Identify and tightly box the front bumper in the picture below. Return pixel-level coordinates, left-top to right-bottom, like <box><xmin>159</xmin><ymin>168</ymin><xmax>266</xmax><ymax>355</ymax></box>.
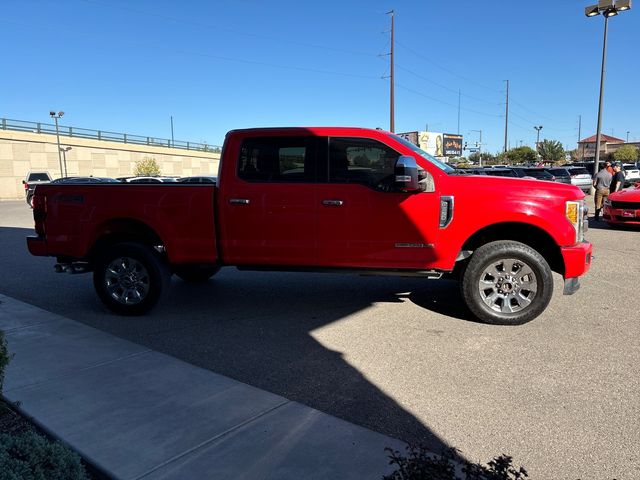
<box><xmin>560</xmin><ymin>241</ymin><xmax>593</xmax><ymax>284</ymax></box>
<box><xmin>27</xmin><ymin>236</ymin><xmax>48</xmax><ymax>256</ymax></box>
<box><xmin>603</xmin><ymin>205</ymin><xmax>640</xmax><ymax>225</ymax></box>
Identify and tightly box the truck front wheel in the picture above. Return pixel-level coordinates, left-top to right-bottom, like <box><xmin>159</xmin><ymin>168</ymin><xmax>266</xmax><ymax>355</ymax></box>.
<box><xmin>461</xmin><ymin>241</ymin><xmax>553</xmax><ymax>325</ymax></box>
<box><xmin>93</xmin><ymin>242</ymin><xmax>170</xmax><ymax>315</ymax></box>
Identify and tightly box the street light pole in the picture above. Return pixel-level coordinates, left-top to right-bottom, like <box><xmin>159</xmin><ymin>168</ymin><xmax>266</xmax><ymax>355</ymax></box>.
<box><xmin>585</xmin><ymin>0</ymin><xmax>632</xmax><ymax>184</ymax></box>
<box><xmin>534</xmin><ymin>126</ymin><xmax>543</xmax><ymax>158</ymax></box>
<box><xmin>60</xmin><ymin>147</ymin><xmax>72</xmax><ymax>177</ymax></box>
<box><xmin>50</xmin><ymin>111</ymin><xmax>64</xmax><ymax>178</ymax></box>
<box><xmin>593</xmin><ymin>14</ymin><xmax>609</xmax><ymax>180</ymax></box>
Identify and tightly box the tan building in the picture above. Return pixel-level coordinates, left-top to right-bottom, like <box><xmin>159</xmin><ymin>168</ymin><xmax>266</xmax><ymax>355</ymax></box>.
<box><xmin>0</xmin><ymin>121</ymin><xmax>220</xmax><ymax>200</ymax></box>
<box><xmin>577</xmin><ymin>134</ymin><xmax>639</xmax><ymax>161</ymax></box>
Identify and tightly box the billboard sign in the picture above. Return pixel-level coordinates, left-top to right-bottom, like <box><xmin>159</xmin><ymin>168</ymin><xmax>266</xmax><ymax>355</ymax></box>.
<box><xmin>418</xmin><ymin>131</ymin><xmax>444</xmax><ymax>157</ymax></box>
<box><xmin>397</xmin><ymin>131</ymin><xmax>419</xmax><ymax>146</ymax></box>
<box><xmin>442</xmin><ymin>134</ymin><xmax>463</xmax><ymax>157</ymax></box>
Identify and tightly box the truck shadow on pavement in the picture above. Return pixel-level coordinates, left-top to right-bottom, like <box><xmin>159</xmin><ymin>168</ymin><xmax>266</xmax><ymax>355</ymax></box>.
<box><xmin>1</xmin><ymin>225</ymin><xmax>479</xmax><ymax>458</ymax></box>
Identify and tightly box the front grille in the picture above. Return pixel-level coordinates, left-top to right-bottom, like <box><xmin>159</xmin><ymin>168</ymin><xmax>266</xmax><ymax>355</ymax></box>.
<box><xmin>611</xmin><ymin>201</ymin><xmax>640</xmax><ymax>209</ymax></box>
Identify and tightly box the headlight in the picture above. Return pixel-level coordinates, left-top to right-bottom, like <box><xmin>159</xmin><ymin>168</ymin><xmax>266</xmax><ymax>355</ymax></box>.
<box><xmin>566</xmin><ymin>200</ymin><xmax>585</xmax><ymax>243</ymax></box>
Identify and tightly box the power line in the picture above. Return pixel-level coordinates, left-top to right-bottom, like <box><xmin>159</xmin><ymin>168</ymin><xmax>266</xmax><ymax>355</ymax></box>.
<box><xmin>395</xmin><ymin>40</ymin><xmax>502</xmax><ymax>94</ymax></box>
<box><xmin>394</xmin><ymin>83</ymin><xmax>502</xmax><ymax>118</ymax></box>
<box><xmin>83</xmin><ymin>0</ymin><xmax>379</xmax><ymax>59</ymax></box>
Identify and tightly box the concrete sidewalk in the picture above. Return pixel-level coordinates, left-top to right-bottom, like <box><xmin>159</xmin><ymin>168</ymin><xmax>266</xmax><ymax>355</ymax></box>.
<box><xmin>0</xmin><ymin>293</ymin><xmax>405</xmax><ymax>479</ymax></box>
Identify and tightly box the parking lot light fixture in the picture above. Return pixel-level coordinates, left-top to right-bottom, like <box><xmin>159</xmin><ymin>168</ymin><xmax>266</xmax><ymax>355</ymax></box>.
<box><xmin>586</xmin><ymin>4</ymin><xmax>600</xmax><ymax>15</ymax></box>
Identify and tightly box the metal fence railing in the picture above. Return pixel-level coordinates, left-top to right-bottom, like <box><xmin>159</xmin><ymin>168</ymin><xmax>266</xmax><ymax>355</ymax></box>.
<box><xmin>0</xmin><ymin>118</ymin><xmax>221</xmax><ymax>153</ymax></box>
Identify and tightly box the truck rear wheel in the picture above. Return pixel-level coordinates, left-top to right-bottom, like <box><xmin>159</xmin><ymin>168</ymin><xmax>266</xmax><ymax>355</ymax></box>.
<box><xmin>461</xmin><ymin>241</ymin><xmax>553</xmax><ymax>325</ymax></box>
<box><xmin>93</xmin><ymin>242</ymin><xmax>169</xmax><ymax>315</ymax></box>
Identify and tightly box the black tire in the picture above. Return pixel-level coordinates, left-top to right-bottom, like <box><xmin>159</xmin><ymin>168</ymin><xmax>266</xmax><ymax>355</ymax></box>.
<box><xmin>174</xmin><ymin>264</ymin><xmax>220</xmax><ymax>283</ymax></box>
<box><xmin>461</xmin><ymin>240</ymin><xmax>553</xmax><ymax>325</ymax></box>
<box><xmin>27</xmin><ymin>193</ymin><xmax>34</xmax><ymax>208</ymax></box>
<box><xmin>93</xmin><ymin>242</ymin><xmax>170</xmax><ymax>315</ymax></box>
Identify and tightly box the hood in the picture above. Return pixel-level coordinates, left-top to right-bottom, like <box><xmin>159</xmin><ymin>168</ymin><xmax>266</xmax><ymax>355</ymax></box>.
<box><xmin>446</xmin><ymin>174</ymin><xmax>585</xmax><ymax>202</ymax></box>
<box><xmin>610</xmin><ymin>184</ymin><xmax>640</xmax><ymax>201</ymax></box>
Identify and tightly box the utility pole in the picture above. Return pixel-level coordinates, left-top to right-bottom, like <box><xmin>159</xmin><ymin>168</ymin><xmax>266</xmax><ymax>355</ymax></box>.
<box><xmin>503</xmin><ymin>80</ymin><xmax>509</xmax><ymax>154</ymax></box>
<box><xmin>387</xmin><ymin>10</ymin><xmax>395</xmax><ymax>133</ymax></box>
<box><xmin>626</xmin><ymin>131</ymin><xmax>630</xmax><ymax>143</ymax></box>
<box><xmin>170</xmin><ymin>116</ymin><xmax>175</xmax><ymax>147</ymax></box>
<box><xmin>578</xmin><ymin>115</ymin><xmax>582</xmax><ymax>144</ymax></box>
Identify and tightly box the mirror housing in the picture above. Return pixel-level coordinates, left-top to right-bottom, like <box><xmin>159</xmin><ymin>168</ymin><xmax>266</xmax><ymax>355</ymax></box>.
<box><xmin>394</xmin><ymin>155</ymin><xmax>422</xmax><ymax>192</ymax></box>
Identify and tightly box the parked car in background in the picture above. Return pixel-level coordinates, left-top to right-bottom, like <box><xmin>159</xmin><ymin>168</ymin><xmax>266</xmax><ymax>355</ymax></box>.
<box><xmin>511</xmin><ymin>168</ymin><xmax>556</xmax><ymax>181</ymax></box>
<box><xmin>622</xmin><ymin>164</ymin><xmax>640</xmax><ymax>187</ymax></box>
<box><xmin>482</xmin><ymin>168</ymin><xmax>519</xmax><ymax>178</ymax></box>
<box><xmin>118</xmin><ymin>176</ymin><xmax>179</xmax><ymax>183</ymax></box>
<box><xmin>603</xmin><ymin>184</ymin><xmax>640</xmax><ymax>226</ymax></box>
<box><xmin>177</xmin><ymin>176</ymin><xmax>217</xmax><ymax>184</ymax></box>
<box><xmin>564</xmin><ymin>167</ymin><xmax>593</xmax><ymax>194</ymax></box>
<box><xmin>23</xmin><ymin>171</ymin><xmax>52</xmax><ymax>207</ymax></box>
<box><xmin>50</xmin><ymin>177</ymin><xmax>121</xmax><ymax>184</ymax></box>
<box><xmin>545</xmin><ymin>168</ymin><xmax>573</xmax><ymax>185</ymax></box>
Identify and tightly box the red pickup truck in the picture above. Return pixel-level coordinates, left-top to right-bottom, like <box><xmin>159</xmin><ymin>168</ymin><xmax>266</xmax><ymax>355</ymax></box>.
<box><xmin>27</xmin><ymin>127</ymin><xmax>592</xmax><ymax>325</ymax></box>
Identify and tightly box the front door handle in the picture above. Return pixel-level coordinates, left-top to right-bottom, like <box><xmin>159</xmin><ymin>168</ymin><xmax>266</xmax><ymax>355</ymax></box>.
<box><xmin>322</xmin><ymin>199</ymin><xmax>344</xmax><ymax>206</ymax></box>
<box><xmin>229</xmin><ymin>198</ymin><xmax>250</xmax><ymax>205</ymax></box>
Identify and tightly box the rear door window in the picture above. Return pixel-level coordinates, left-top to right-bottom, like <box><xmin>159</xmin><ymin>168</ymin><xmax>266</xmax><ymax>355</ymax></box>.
<box><xmin>238</xmin><ymin>136</ymin><xmax>320</xmax><ymax>183</ymax></box>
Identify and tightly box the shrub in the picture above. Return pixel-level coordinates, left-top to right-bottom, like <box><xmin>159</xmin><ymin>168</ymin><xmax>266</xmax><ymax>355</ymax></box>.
<box><xmin>133</xmin><ymin>157</ymin><xmax>161</xmax><ymax>176</ymax></box>
<box><xmin>0</xmin><ymin>331</ymin><xmax>9</xmax><ymax>392</ymax></box>
<box><xmin>0</xmin><ymin>431</ymin><xmax>88</xmax><ymax>480</ymax></box>
<box><xmin>383</xmin><ymin>445</ymin><xmax>528</xmax><ymax>480</ymax></box>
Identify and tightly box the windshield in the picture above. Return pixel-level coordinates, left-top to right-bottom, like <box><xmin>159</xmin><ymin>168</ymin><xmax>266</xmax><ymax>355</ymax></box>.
<box><xmin>392</xmin><ymin>134</ymin><xmax>455</xmax><ymax>173</ymax></box>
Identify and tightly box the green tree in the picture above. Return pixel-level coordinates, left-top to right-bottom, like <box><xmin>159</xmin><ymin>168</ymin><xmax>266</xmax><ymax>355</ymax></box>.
<box><xmin>567</xmin><ymin>149</ymin><xmax>580</xmax><ymax>163</ymax></box>
<box><xmin>133</xmin><ymin>157</ymin><xmax>161</xmax><ymax>176</ymax></box>
<box><xmin>469</xmin><ymin>151</ymin><xmax>496</xmax><ymax>165</ymax></box>
<box><xmin>537</xmin><ymin>140</ymin><xmax>565</xmax><ymax>164</ymax></box>
<box><xmin>613</xmin><ymin>144</ymin><xmax>639</xmax><ymax>163</ymax></box>
<box><xmin>504</xmin><ymin>146</ymin><xmax>538</xmax><ymax>165</ymax></box>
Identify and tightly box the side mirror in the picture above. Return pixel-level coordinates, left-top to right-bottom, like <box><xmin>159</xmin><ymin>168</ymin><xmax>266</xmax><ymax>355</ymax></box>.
<box><xmin>394</xmin><ymin>156</ymin><xmax>422</xmax><ymax>192</ymax></box>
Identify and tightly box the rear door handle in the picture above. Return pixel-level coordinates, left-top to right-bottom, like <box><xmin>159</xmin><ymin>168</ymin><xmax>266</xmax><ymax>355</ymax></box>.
<box><xmin>322</xmin><ymin>199</ymin><xmax>344</xmax><ymax>206</ymax></box>
<box><xmin>229</xmin><ymin>198</ymin><xmax>250</xmax><ymax>205</ymax></box>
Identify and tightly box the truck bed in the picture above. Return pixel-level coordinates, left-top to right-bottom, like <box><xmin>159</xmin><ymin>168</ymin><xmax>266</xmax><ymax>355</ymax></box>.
<box><xmin>29</xmin><ymin>184</ymin><xmax>218</xmax><ymax>265</ymax></box>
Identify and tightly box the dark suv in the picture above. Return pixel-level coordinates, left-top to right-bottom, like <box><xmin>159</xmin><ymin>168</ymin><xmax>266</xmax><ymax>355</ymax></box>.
<box><xmin>545</xmin><ymin>167</ymin><xmax>573</xmax><ymax>185</ymax></box>
<box><xmin>511</xmin><ymin>168</ymin><xmax>555</xmax><ymax>181</ymax></box>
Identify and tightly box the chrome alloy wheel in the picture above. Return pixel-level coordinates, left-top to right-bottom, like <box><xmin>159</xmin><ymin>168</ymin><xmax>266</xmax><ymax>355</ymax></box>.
<box><xmin>104</xmin><ymin>256</ymin><xmax>150</xmax><ymax>305</ymax></box>
<box><xmin>478</xmin><ymin>258</ymin><xmax>538</xmax><ymax>314</ymax></box>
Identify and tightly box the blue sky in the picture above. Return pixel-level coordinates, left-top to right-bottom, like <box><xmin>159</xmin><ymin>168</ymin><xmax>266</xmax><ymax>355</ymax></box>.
<box><xmin>2</xmin><ymin>0</ymin><xmax>638</xmax><ymax>153</ymax></box>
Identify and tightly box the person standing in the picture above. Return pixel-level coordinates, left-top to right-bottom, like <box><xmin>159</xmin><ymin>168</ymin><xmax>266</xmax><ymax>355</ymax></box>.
<box><xmin>593</xmin><ymin>164</ymin><xmax>612</xmax><ymax>221</ymax></box>
<box><xmin>610</xmin><ymin>162</ymin><xmax>625</xmax><ymax>194</ymax></box>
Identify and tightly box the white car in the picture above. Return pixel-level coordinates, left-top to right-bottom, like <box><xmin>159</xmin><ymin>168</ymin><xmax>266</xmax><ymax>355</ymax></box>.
<box><xmin>623</xmin><ymin>164</ymin><xmax>640</xmax><ymax>187</ymax></box>
<box><xmin>565</xmin><ymin>167</ymin><xmax>592</xmax><ymax>194</ymax></box>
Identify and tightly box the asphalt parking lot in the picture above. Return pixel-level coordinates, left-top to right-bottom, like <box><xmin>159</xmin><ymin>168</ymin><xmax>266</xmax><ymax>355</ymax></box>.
<box><xmin>0</xmin><ymin>198</ymin><xmax>638</xmax><ymax>479</ymax></box>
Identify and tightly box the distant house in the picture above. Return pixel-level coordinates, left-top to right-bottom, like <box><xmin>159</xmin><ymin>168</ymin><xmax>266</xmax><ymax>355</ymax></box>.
<box><xmin>577</xmin><ymin>134</ymin><xmax>639</xmax><ymax>161</ymax></box>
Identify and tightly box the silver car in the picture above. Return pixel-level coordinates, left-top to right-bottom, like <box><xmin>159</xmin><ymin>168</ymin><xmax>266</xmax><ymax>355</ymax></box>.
<box><xmin>565</xmin><ymin>167</ymin><xmax>592</xmax><ymax>194</ymax></box>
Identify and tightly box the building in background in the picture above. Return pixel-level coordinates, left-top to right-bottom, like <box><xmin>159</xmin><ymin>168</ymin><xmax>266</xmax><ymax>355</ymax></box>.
<box><xmin>577</xmin><ymin>134</ymin><xmax>639</xmax><ymax>161</ymax></box>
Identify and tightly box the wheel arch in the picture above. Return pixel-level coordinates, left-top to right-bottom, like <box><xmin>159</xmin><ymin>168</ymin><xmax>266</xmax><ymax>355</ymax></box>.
<box><xmin>88</xmin><ymin>218</ymin><xmax>164</xmax><ymax>262</ymax></box>
<box><xmin>459</xmin><ymin>222</ymin><xmax>564</xmax><ymax>276</ymax></box>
